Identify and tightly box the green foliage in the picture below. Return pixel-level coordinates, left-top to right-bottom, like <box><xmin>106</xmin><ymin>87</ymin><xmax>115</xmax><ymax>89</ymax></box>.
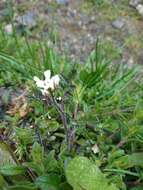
<box><xmin>0</xmin><ymin>22</ymin><xmax>143</xmax><ymax>190</ymax></box>
<box><xmin>66</xmin><ymin>156</ymin><xmax>118</xmax><ymax>190</ymax></box>
<box><xmin>87</xmin><ymin>0</ymin><xmax>108</xmax><ymax>8</ymax></box>
<box><xmin>0</xmin><ymin>165</ymin><xmax>25</xmax><ymax>176</ymax></box>
<box><xmin>35</xmin><ymin>174</ymin><xmax>61</xmax><ymax>190</ymax></box>
<box><xmin>109</xmin><ymin>152</ymin><xmax>143</xmax><ymax>169</ymax></box>
<box><xmin>6</xmin><ymin>182</ymin><xmax>38</xmax><ymax>190</ymax></box>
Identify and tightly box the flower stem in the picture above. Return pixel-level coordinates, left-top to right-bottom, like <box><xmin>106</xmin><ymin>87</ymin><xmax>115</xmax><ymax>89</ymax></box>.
<box><xmin>49</xmin><ymin>94</ymin><xmax>70</xmax><ymax>150</ymax></box>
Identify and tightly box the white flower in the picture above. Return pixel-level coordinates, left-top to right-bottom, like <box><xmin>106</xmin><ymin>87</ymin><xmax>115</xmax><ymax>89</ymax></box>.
<box><xmin>91</xmin><ymin>144</ymin><xmax>99</xmax><ymax>154</ymax></box>
<box><xmin>57</xmin><ymin>96</ymin><xmax>62</xmax><ymax>101</ymax></box>
<box><xmin>33</xmin><ymin>70</ymin><xmax>60</xmax><ymax>95</ymax></box>
<box><xmin>33</xmin><ymin>76</ymin><xmax>45</xmax><ymax>88</ymax></box>
<box><xmin>51</xmin><ymin>75</ymin><xmax>60</xmax><ymax>87</ymax></box>
<box><xmin>48</xmin><ymin>115</ymin><xmax>52</xmax><ymax>119</ymax></box>
<box><xmin>44</xmin><ymin>70</ymin><xmax>51</xmax><ymax>81</ymax></box>
<box><xmin>41</xmin><ymin>88</ymin><xmax>48</xmax><ymax>96</ymax></box>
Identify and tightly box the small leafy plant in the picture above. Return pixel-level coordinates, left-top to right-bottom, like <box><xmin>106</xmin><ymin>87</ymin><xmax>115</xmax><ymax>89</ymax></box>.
<box><xmin>0</xmin><ymin>30</ymin><xmax>143</xmax><ymax>190</ymax></box>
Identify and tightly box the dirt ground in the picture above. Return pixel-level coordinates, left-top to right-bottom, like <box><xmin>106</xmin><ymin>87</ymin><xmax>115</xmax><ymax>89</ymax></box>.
<box><xmin>1</xmin><ymin>0</ymin><xmax>143</xmax><ymax>64</ymax></box>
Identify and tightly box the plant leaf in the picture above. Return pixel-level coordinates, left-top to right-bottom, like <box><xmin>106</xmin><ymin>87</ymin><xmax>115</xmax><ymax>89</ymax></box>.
<box><xmin>7</xmin><ymin>184</ymin><xmax>37</xmax><ymax>190</ymax></box>
<box><xmin>0</xmin><ymin>165</ymin><xmax>25</xmax><ymax>176</ymax></box>
<box><xmin>66</xmin><ymin>156</ymin><xmax>118</xmax><ymax>190</ymax></box>
<box><xmin>35</xmin><ymin>174</ymin><xmax>61</xmax><ymax>190</ymax></box>
<box><xmin>110</xmin><ymin>152</ymin><xmax>143</xmax><ymax>169</ymax></box>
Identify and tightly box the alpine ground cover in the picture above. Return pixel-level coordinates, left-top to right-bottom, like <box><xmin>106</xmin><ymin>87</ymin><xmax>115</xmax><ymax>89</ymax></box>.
<box><xmin>0</xmin><ymin>2</ymin><xmax>143</xmax><ymax>190</ymax></box>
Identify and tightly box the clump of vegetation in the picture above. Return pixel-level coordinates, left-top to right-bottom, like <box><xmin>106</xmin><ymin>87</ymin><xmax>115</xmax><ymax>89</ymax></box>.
<box><xmin>0</xmin><ymin>15</ymin><xmax>143</xmax><ymax>190</ymax></box>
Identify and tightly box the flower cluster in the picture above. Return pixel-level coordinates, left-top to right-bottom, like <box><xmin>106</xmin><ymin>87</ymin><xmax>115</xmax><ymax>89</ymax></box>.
<box><xmin>34</xmin><ymin>70</ymin><xmax>60</xmax><ymax>95</ymax></box>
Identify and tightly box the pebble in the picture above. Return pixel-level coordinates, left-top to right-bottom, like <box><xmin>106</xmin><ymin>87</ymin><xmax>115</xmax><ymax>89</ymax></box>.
<box><xmin>129</xmin><ymin>0</ymin><xmax>142</xmax><ymax>8</ymax></box>
<box><xmin>91</xmin><ymin>16</ymin><xmax>95</xmax><ymax>22</ymax></box>
<box><xmin>87</xmin><ymin>33</ymin><xmax>91</xmax><ymax>38</ymax></box>
<box><xmin>128</xmin><ymin>57</ymin><xmax>134</xmax><ymax>66</ymax></box>
<box><xmin>67</xmin><ymin>9</ymin><xmax>77</xmax><ymax>17</ymax></box>
<box><xmin>0</xmin><ymin>8</ymin><xmax>11</xmax><ymax>21</ymax></box>
<box><xmin>82</xmin><ymin>25</ymin><xmax>86</xmax><ymax>30</ymax></box>
<box><xmin>72</xmin><ymin>9</ymin><xmax>77</xmax><ymax>15</ymax></box>
<box><xmin>16</xmin><ymin>11</ymin><xmax>36</xmax><ymax>29</ymax></box>
<box><xmin>78</xmin><ymin>20</ymin><xmax>82</xmax><ymax>27</ymax></box>
<box><xmin>137</xmin><ymin>49</ymin><xmax>143</xmax><ymax>64</ymax></box>
<box><xmin>112</xmin><ymin>18</ymin><xmax>125</xmax><ymax>29</ymax></box>
<box><xmin>73</xmin><ymin>38</ymin><xmax>77</xmax><ymax>43</ymax></box>
<box><xmin>136</xmin><ymin>4</ymin><xmax>143</xmax><ymax>17</ymax></box>
<box><xmin>56</xmin><ymin>0</ymin><xmax>69</xmax><ymax>5</ymax></box>
<box><xmin>4</xmin><ymin>24</ymin><xmax>13</xmax><ymax>34</ymax></box>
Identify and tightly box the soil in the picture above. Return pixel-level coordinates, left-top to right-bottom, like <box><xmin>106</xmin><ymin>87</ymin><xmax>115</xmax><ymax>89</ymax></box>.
<box><xmin>1</xmin><ymin>0</ymin><xmax>143</xmax><ymax>64</ymax></box>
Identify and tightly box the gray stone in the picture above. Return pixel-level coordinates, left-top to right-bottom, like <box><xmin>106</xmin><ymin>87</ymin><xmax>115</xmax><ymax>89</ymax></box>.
<box><xmin>67</xmin><ymin>9</ymin><xmax>77</xmax><ymax>18</ymax></box>
<box><xmin>136</xmin><ymin>4</ymin><xmax>143</xmax><ymax>17</ymax></box>
<box><xmin>137</xmin><ymin>49</ymin><xmax>143</xmax><ymax>64</ymax></box>
<box><xmin>4</xmin><ymin>24</ymin><xmax>13</xmax><ymax>35</ymax></box>
<box><xmin>129</xmin><ymin>0</ymin><xmax>141</xmax><ymax>8</ymax></box>
<box><xmin>56</xmin><ymin>0</ymin><xmax>69</xmax><ymax>5</ymax></box>
<box><xmin>112</xmin><ymin>18</ymin><xmax>125</xmax><ymax>29</ymax></box>
<box><xmin>16</xmin><ymin>11</ymin><xmax>36</xmax><ymax>29</ymax></box>
<box><xmin>0</xmin><ymin>143</ymin><xmax>16</xmax><ymax>165</ymax></box>
<box><xmin>0</xmin><ymin>8</ymin><xmax>11</xmax><ymax>21</ymax></box>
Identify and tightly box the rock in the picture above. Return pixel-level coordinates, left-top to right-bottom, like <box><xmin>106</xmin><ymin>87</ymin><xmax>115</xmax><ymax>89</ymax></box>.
<box><xmin>4</xmin><ymin>24</ymin><xmax>13</xmax><ymax>34</ymax></box>
<box><xmin>82</xmin><ymin>25</ymin><xmax>86</xmax><ymax>30</ymax></box>
<box><xmin>127</xmin><ymin>57</ymin><xmax>134</xmax><ymax>66</ymax></box>
<box><xmin>56</xmin><ymin>0</ymin><xmax>69</xmax><ymax>5</ymax></box>
<box><xmin>5</xmin><ymin>23</ymin><xmax>26</xmax><ymax>36</ymax></box>
<box><xmin>0</xmin><ymin>87</ymin><xmax>25</xmax><ymax>110</ymax></box>
<box><xmin>0</xmin><ymin>142</ymin><xmax>16</xmax><ymax>166</ymax></box>
<box><xmin>16</xmin><ymin>11</ymin><xmax>36</xmax><ymax>29</ymax></box>
<box><xmin>124</xmin><ymin>18</ymin><xmax>137</xmax><ymax>35</ymax></box>
<box><xmin>90</xmin><ymin>16</ymin><xmax>95</xmax><ymax>22</ymax></box>
<box><xmin>136</xmin><ymin>4</ymin><xmax>143</xmax><ymax>17</ymax></box>
<box><xmin>112</xmin><ymin>18</ymin><xmax>125</xmax><ymax>29</ymax></box>
<box><xmin>79</xmin><ymin>14</ymin><xmax>90</xmax><ymax>25</ymax></box>
<box><xmin>137</xmin><ymin>49</ymin><xmax>143</xmax><ymax>64</ymax></box>
<box><xmin>67</xmin><ymin>9</ymin><xmax>77</xmax><ymax>17</ymax></box>
<box><xmin>0</xmin><ymin>8</ymin><xmax>11</xmax><ymax>21</ymax></box>
<box><xmin>0</xmin><ymin>87</ymin><xmax>11</xmax><ymax>106</ymax></box>
<box><xmin>15</xmin><ymin>24</ymin><xmax>26</xmax><ymax>35</ymax></box>
<box><xmin>129</xmin><ymin>0</ymin><xmax>141</xmax><ymax>8</ymax></box>
<box><xmin>78</xmin><ymin>20</ymin><xmax>82</xmax><ymax>27</ymax></box>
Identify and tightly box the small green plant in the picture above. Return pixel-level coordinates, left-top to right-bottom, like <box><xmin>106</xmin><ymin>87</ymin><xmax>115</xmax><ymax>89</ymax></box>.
<box><xmin>0</xmin><ymin>26</ymin><xmax>143</xmax><ymax>190</ymax></box>
<box><xmin>88</xmin><ymin>0</ymin><xmax>106</xmax><ymax>8</ymax></box>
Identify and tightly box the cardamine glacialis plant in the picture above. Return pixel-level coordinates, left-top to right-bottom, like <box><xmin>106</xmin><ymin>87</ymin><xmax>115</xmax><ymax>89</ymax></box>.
<box><xmin>34</xmin><ymin>70</ymin><xmax>60</xmax><ymax>96</ymax></box>
<box><xmin>33</xmin><ymin>70</ymin><xmax>75</xmax><ymax>151</ymax></box>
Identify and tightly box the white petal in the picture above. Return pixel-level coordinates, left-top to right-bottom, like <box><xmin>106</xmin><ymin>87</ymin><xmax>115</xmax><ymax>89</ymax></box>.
<box><xmin>48</xmin><ymin>80</ymin><xmax>55</xmax><ymax>90</ymax></box>
<box><xmin>91</xmin><ymin>144</ymin><xmax>99</xmax><ymax>154</ymax></box>
<box><xmin>33</xmin><ymin>76</ymin><xmax>40</xmax><ymax>82</ymax></box>
<box><xmin>36</xmin><ymin>80</ymin><xmax>45</xmax><ymax>88</ymax></box>
<box><xmin>48</xmin><ymin>115</ymin><xmax>52</xmax><ymax>119</ymax></box>
<box><xmin>41</xmin><ymin>88</ymin><xmax>49</xmax><ymax>96</ymax></box>
<box><xmin>44</xmin><ymin>70</ymin><xmax>51</xmax><ymax>81</ymax></box>
<box><xmin>43</xmin><ymin>80</ymin><xmax>54</xmax><ymax>91</ymax></box>
<box><xmin>51</xmin><ymin>75</ymin><xmax>60</xmax><ymax>87</ymax></box>
<box><xmin>34</xmin><ymin>76</ymin><xmax>45</xmax><ymax>88</ymax></box>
